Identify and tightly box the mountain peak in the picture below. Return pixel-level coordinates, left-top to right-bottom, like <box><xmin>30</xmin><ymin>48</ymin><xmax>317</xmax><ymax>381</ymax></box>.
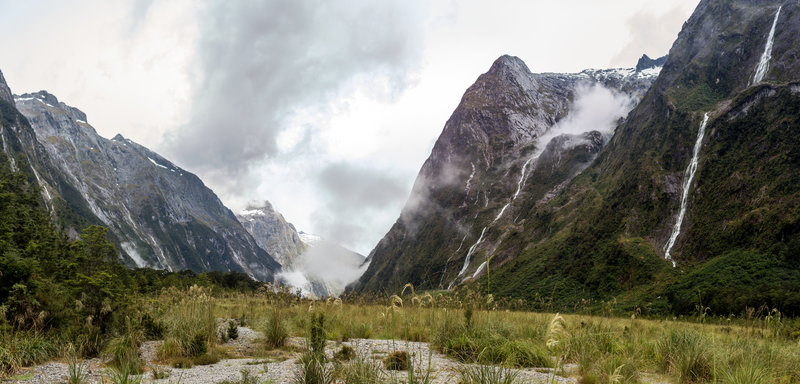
<box><xmin>0</xmin><ymin>69</ymin><xmax>13</xmax><ymax>104</ymax></box>
<box><xmin>488</xmin><ymin>54</ymin><xmax>532</xmax><ymax>75</ymax></box>
<box><xmin>19</xmin><ymin>90</ymin><xmax>60</xmax><ymax>106</ymax></box>
<box><xmin>15</xmin><ymin>90</ymin><xmax>88</xmax><ymax>123</ymax></box>
<box><xmin>635</xmin><ymin>54</ymin><xmax>668</xmax><ymax>72</ymax></box>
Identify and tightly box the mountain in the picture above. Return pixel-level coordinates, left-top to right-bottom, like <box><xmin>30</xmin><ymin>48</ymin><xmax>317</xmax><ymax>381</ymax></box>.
<box><xmin>237</xmin><ymin>201</ymin><xmax>306</xmax><ymax>268</ymax></box>
<box><xmin>635</xmin><ymin>54</ymin><xmax>668</xmax><ymax>72</ymax></box>
<box><xmin>237</xmin><ymin>202</ymin><xmax>365</xmax><ymax>297</ymax></box>
<box><xmin>2</xmin><ymin>71</ymin><xmax>106</xmax><ymax>237</ymax></box>
<box><xmin>354</xmin><ymin>0</ymin><xmax>800</xmax><ymax>315</ymax></box>
<box><xmin>351</xmin><ymin>56</ymin><xmax>663</xmax><ymax>293</ymax></box>
<box><xmin>12</xmin><ymin>90</ymin><xmax>280</xmax><ymax>281</ymax></box>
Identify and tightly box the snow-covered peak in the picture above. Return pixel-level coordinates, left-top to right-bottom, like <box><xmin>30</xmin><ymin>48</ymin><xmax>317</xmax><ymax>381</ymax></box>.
<box><xmin>299</xmin><ymin>231</ymin><xmax>322</xmax><ymax>245</ymax></box>
<box><xmin>239</xmin><ymin>208</ymin><xmax>267</xmax><ymax>217</ymax></box>
<box><xmin>579</xmin><ymin>66</ymin><xmax>662</xmax><ymax>82</ymax></box>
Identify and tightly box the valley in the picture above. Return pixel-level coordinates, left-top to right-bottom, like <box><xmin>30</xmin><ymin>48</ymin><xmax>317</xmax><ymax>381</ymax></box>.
<box><xmin>2</xmin><ymin>0</ymin><xmax>800</xmax><ymax>383</ymax></box>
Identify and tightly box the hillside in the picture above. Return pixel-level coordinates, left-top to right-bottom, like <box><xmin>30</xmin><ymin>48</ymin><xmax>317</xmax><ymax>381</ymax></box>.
<box><xmin>353</xmin><ymin>0</ymin><xmax>800</xmax><ymax>315</ymax></box>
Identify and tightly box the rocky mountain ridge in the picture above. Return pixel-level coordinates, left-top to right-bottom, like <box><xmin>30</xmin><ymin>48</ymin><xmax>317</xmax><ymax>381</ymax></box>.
<box><xmin>12</xmin><ymin>90</ymin><xmax>280</xmax><ymax>281</ymax></box>
<box><xmin>352</xmin><ymin>56</ymin><xmax>663</xmax><ymax>293</ymax></box>
<box><xmin>356</xmin><ymin>0</ymin><xmax>800</xmax><ymax>315</ymax></box>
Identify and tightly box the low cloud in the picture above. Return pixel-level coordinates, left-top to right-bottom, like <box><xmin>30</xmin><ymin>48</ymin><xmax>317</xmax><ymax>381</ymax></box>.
<box><xmin>538</xmin><ymin>83</ymin><xmax>635</xmax><ymax>149</ymax></box>
<box><xmin>312</xmin><ymin>162</ymin><xmax>408</xmax><ymax>248</ymax></box>
<box><xmin>165</xmin><ymin>0</ymin><xmax>427</xmax><ymax>184</ymax></box>
<box><xmin>610</xmin><ymin>2</ymin><xmax>695</xmax><ymax>67</ymax></box>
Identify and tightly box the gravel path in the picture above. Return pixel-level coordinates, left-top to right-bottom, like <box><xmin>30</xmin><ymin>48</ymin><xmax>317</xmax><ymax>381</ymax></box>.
<box><xmin>5</xmin><ymin>325</ymin><xmax>577</xmax><ymax>383</ymax></box>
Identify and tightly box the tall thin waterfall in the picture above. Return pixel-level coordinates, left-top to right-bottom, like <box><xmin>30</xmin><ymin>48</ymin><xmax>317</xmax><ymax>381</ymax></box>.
<box><xmin>664</xmin><ymin>113</ymin><xmax>709</xmax><ymax>266</ymax></box>
<box><xmin>751</xmin><ymin>6</ymin><xmax>782</xmax><ymax>85</ymax></box>
<box><xmin>449</xmin><ymin>152</ymin><xmax>538</xmax><ymax>288</ymax></box>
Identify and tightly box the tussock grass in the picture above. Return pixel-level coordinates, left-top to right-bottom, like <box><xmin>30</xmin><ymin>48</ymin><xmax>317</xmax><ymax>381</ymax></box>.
<box><xmin>455</xmin><ymin>364</ymin><xmax>519</xmax><ymax>384</ymax></box>
<box><xmin>0</xmin><ymin>331</ymin><xmax>58</xmax><ymax>375</ymax></box>
<box><xmin>5</xmin><ymin>285</ymin><xmax>800</xmax><ymax>383</ymax></box>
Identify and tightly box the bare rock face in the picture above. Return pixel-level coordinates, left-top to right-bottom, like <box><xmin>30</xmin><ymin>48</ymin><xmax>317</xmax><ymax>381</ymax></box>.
<box><xmin>14</xmin><ymin>91</ymin><xmax>280</xmax><ymax>281</ymax></box>
<box><xmin>352</xmin><ymin>55</ymin><xmax>661</xmax><ymax>294</ymax></box>
<box><xmin>0</xmin><ymin>70</ymin><xmax>13</xmax><ymax>104</ymax></box>
<box><xmin>236</xmin><ymin>201</ymin><xmax>306</xmax><ymax>268</ymax></box>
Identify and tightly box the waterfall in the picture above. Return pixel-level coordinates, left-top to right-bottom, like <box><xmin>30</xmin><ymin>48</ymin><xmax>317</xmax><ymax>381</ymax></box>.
<box><xmin>457</xmin><ymin>227</ymin><xmax>486</xmax><ymax>278</ymax></box>
<box><xmin>664</xmin><ymin>113</ymin><xmax>709</xmax><ymax>266</ymax></box>
<box><xmin>493</xmin><ymin>154</ymin><xmax>536</xmax><ymax>223</ymax></box>
<box><xmin>751</xmin><ymin>6</ymin><xmax>782</xmax><ymax>85</ymax></box>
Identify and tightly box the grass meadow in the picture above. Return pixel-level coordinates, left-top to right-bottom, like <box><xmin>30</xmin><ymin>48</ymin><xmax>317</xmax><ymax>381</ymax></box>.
<box><xmin>2</xmin><ymin>284</ymin><xmax>800</xmax><ymax>383</ymax></box>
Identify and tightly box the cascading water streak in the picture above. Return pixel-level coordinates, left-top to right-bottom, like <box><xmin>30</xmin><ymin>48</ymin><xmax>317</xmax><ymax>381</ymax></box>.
<box><xmin>452</xmin><ymin>154</ymin><xmax>537</xmax><ymax>287</ymax></box>
<box><xmin>457</xmin><ymin>227</ymin><xmax>486</xmax><ymax>278</ymax></box>
<box><xmin>751</xmin><ymin>6</ymin><xmax>782</xmax><ymax>85</ymax></box>
<box><xmin>664</xmin><ymin>113</ymin><xmax>709</xmax><ymax>266</ymax></box>
<box><xmin>493</xmin><ymin>154</ymin><xmax>536</xmax><ymax>223</ymax></box>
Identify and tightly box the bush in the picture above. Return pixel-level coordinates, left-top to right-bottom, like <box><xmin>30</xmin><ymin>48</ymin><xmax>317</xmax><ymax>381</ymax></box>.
<box><xmin>193</xmin><ymin>351</ymin><xmax>220</xmax><ymax>366</ymax></box>
<box><xmin>187</xmin><ymin>332</ymin><xmax>208</xmax><ymax>358</ymax></box>
<box><xmin>139</xmin><ymin>313</ymin><xmax>165</xmax><ymax>340</ymax></box>
<box><xmin>310</xmin><ymin>313</ymin><xmax>326</xmax><ymax>357</ymax></box>
<box><xmin>105</xmin><ymin>330</ymin><xmax>145</xmax><ymax>375</ymax></box>
<box><xmin>294</xmin><ymin>352</ymin><xmax>333</xmax><ymax>384</ymax></box>
<box><xmin>264</xmin><ymin>310</ymin><xmax>288</xmax><ymax>349</ymax></box>
<box><xmin>227</xmin><ymin>321</ymin><xmax>239</xmax><ymax>340</ymax></box>
<box><xmin>334</xmin><ymin>345</ymin><xmax>355</xmax><ymax>361</ymax></box>
<box><xmin>384</xmin><ymin>351</ymin><xmax>410</xmax><ymax>371</ymax></box>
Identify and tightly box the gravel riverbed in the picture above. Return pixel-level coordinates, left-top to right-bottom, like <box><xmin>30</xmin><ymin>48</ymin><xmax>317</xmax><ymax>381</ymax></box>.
<box><xmin>5</xmin><ymin>325</ymin><xmax>576</xmax><ymax>383</ymax></box>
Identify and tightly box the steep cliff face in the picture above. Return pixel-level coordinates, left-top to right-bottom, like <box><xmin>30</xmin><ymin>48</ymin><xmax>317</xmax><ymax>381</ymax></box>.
<box><xmin>353</xmin><ymin>56</ymin><xmax>661</xmax><ymax>293</ymax></box>
<box><xmin>0</xmin><ymin>70</ymin><xmax>13</xmax><ymax>104</ymax></box>
<box><xmin>1</xmin><ymin>72</ymin><xmax>105</xmax><ymax>237</ymax></box>
<box><xmin>14</xmin><ymin>91</ymin><xmax>280</xmax><ymax>280</ymax></box>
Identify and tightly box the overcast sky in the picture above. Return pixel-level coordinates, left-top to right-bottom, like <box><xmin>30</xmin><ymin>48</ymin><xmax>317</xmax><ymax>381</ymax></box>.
<box><xmin>0</xmin><ymin>0</ymin><xmax>699</xmax><ymax>255</ymax></box>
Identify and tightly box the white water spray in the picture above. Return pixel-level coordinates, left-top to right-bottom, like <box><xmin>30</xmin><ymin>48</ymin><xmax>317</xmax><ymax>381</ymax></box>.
<box><xmin>664</xmin><ymin>113</ymin><xmax>709</xmax><ymax>266</ymax></box>
<box><xmin>751</xmin><ymin>6</ymin><xmax>782</xmax><ymax>85</ymax></box>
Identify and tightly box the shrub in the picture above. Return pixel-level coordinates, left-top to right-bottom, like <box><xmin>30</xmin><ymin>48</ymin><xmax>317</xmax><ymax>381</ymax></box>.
<box><xmin>264</xmin><ymin>310</ymin><xmax>288</xmax><ymax>349</ymax></box>
<box><xmin>384</xmin><ymin>351</ymin><xmax>410</xmax><ymax>371</ymax></box>
<box><xmin>187</xmin><ymin>332</ymin><xmax>208</xmax><ymax>358</ymax></box>
<box><xmin>105</xmin><ymin>331</ymin><xmax>145</xmax><ymax>375</ymax></box>
<box><xmin>139</xmin><ymin>313</ymin><xmax>165</xmax><ymax>340</ymax></box>
<box><xmin>334</xmin><ymin>345</ymin><xmax>355</xmax><ymax>361</ymax></box>
<box><xmin>193</xmin><ymin>351</ymin><xmax>221</xmax><ymax>366</ymax></box>
<box><xmin>310</xmin><ymin>313</ymin><xmax>326</xmax><ymax>357</ymax></box>
<box><xmin>227</xmin><ymin>321</ymin><xmax>239</xmax><ymax>340</ymax></box>
<box><xmin>294</xmin><ymin>352</ymin><xmax>333</xmax><ymax>384</ymax></box>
